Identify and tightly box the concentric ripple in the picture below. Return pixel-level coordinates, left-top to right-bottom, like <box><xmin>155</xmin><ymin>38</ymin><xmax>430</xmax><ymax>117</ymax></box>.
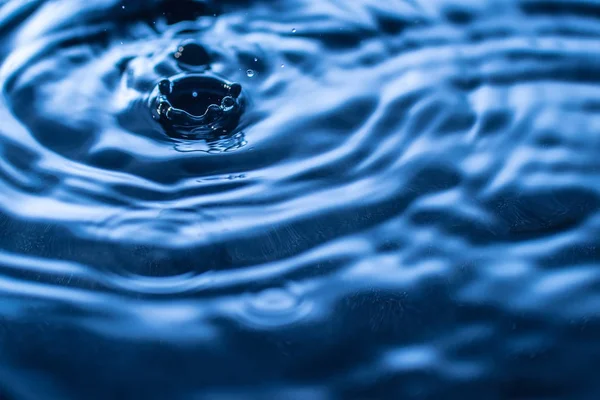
<box><xmin>1</xmin><ymin>0</ymin><xmax>600</xmax><ymax>398</ymax></box>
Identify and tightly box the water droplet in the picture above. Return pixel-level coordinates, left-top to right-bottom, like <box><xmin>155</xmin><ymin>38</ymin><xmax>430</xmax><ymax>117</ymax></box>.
<box><xmin>292</xmin><ymin>28</ymin><xmax>296</xmax><ymax>33</ymax></box>
<box><xmin>121</xmin><ymin>5</ymin><xmax>125</xmax><ymax>9</ymax></box>
<box><xmin>246</xmin><ymin>69</ymin><xmax>255</xmax><ymax>77</ymax></box>
<box><xmin>192</xmin><ymin>92</ymin><xmax>198</xmax><ymax>98</ymax></box>
<box><xmin>280</xmin><ymin>64</ymin><xmax>285</xmax><ymax>68</ymax></box>
<box><xmin>174</xmin><ymin>42</ymin><xmax>210</xmax><ymax>66</ymax></box>
<box><xmin>254</xmin><ymin>58</ymin><xmax>258</xmax><ymax>62</ymax></box>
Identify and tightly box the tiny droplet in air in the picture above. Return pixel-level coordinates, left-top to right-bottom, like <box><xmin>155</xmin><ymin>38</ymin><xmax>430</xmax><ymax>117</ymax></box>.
<box><xmin>246</xmin><ymin>69</ymin><xmax>255</xmax><ymax>77</ymax></box>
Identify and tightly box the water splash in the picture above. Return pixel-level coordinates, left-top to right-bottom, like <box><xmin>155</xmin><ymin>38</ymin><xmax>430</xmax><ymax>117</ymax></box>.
<box><xmin>0</xmin><ymin>0</ymin><xmax>600</xmax><ymax>398</ymax></box>
<box><xmin>151</xmin><ymin>73</ymin><xmax>244</xmax><ymax>139</ymax></box>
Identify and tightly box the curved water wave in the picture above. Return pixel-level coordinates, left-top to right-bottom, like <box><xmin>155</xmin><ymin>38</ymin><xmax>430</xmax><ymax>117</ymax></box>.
<box><xmin>1</xmin><ymin>0</ymin><xmax>600</xmax><ymax>398</ymax></box>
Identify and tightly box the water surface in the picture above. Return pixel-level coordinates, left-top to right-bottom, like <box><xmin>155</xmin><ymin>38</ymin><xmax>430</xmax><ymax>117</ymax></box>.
<box><xmin>1</xmin><ymin>0</ymin><xmax>600</xmax><ymax>398</ymax></box>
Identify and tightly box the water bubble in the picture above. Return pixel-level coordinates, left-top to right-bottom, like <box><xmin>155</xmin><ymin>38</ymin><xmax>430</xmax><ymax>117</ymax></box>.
<box><xmin>292</xmin><ymin>28</ymin><xmax>296</xmax><ymax>33</ymax></box>
<box><xmin>192</xmin><ymin>92</ymin><xmax>198</xmax><ymax>98</ymax></box>
<box><xmin>280</xmin><ymin>64</ymin><xmax>285</xmax><ymax>68</ymax></box>
<box><xmin>254</xmin><ymin>58</ymin><xmax>258</xmax><ymax>62</ymax></box>
<box><xmin>121</xmin><ymin>5</ymin><xmax>125</xmax><ymax>9</ymax></box>
<box><xmin>246</xmin><ymin>69</ymin><xmax>255</xmax><ymax>77</ymax></box>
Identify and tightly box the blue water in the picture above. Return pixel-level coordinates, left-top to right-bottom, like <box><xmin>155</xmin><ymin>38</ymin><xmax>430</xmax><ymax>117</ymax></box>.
<box><xmin>1</xmin><ymin>0</ymin><xmax>599</xmax><ymax>398</ymax></box>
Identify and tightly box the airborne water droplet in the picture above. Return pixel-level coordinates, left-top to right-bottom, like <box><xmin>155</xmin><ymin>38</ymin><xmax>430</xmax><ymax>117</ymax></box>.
<box><xmin>174</xmin><ymin>42</ymin><xmax>210</xmax><ymax>67</ymax></box>
<box><xmin>292</xmin><ymin>28</ymin><xmax>296</xmax><ymax>33</ymax></box>
<box><xmin>254</xmin><ymin>58</ymin><xmax>258</xmax><ymax>62</ymax></box>
<box><xmin>192</xmin><ymin>92</ymin><xmax>198</xmax><ymax>97</ymax></box>
<box><xmin>246</xmin><ymin>69</ymin><xmax>255</xmax><ymax>77</ymax></box>
<box><xmin>281</xmin><ymin>64</ymin><xmax>285</xmax><ymax>68</ymax></box>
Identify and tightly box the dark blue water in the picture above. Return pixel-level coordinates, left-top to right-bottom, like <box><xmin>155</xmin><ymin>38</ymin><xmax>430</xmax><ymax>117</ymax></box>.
<box><xmin>1</xmin><ymin>0</ymin><xmax>599</xmax><ymax>398</ymax></box>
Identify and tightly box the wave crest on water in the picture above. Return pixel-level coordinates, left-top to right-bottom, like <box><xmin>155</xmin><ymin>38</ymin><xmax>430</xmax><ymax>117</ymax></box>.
<box><xmin>1</xmin><ymin>0</ymin><xmax>600</xmax><ymax>398</ymax></box>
